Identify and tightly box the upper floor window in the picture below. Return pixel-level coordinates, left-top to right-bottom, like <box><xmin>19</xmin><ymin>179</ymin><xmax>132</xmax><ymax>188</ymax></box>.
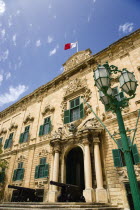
<box><xmin>0</xmin><ymin>137</ymin><xmax>3</xmax><ymax>144</ymax></box>
<box><xmin>13</xmin><ymin>162</ymin><xmax>24</xmax><ymax>181</ymax></box>
<box><xmin>19</xmin><ymin>125</ymin><xmax>30</xmax><ymax>143</ymax></box>
<box><xmin>35</xmin><ymin>157</ymin><xmax>49</xmax><ymax>179</ymax></box>
<box><xmin>4</xmin><ymin>133</ymin><xmax>13</xmax><ymax>149</ymax></box>
<box><xmin>0</xmin><ymin>168</ymin><xmax>5</xmax><ymax>183</ymax></box>
<box><xmin>64</xmin><ymin>97</ymin><xmax>84</xmax><ymax>124</ymax></box>
<box><xmin>39</xmin><ymin>117</ymin><xmax>51</xmax><ymax>136</ymax></box>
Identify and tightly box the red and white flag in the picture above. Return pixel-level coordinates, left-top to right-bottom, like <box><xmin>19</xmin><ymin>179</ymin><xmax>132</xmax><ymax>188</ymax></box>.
<box><xmin>64</xmin><ymin>42</ymin><xmax>78</xmax><ymax>50</ymax></box>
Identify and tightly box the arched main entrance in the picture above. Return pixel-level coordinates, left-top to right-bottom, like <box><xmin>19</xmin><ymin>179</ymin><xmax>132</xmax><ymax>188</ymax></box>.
<box><xmin>66</xmin><ymin>147</ymin><xmax>85</xmax><ymax>190</ymax></box>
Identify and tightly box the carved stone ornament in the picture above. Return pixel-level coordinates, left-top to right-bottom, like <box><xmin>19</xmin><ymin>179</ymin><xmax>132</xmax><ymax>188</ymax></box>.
<box><xmin>63</xmin><ymin>49</ymin><xmax>92</xmax><ymax>72</ymax></box>
<box><xmin>117</xmin><ymin>165</ymin><xmax>140</xmax><ymax>181</ymax></box>
<box><xmin>17</xmin><ymin>155</ymin><xmax>26</xmax><ymax>162</ymax></box>
<box><xmin>42</xmin><ymin>105</ymin><xmax>55</xmax><ymax>116</ymax></box>
<box><xmin>23</xmin><ymin>114</ymin><xmax>34</xmax><ymax>124</ymax></box>
<box><xmin>39</xmin><ymin>149</ymin><xmax>49</xmax><ymax>157</ymax></box>
<box><xmin>35</xmin><ymin>180</ymin><xmax>48</xmax><ymax>188</ymax></box>
<box><xmin>0</xmin><ymin>128</ymin><xmax>7</xmax><ymax>135</ymax></box>
<box><xmin>9</xmin><ymin>123</ymin><xmax>18</xmax><ymax>131</ymax></box>
<box><xmin>79</xmin><ymin>117</ymin><xmax>103</xmax><ymax>131</ymax></box>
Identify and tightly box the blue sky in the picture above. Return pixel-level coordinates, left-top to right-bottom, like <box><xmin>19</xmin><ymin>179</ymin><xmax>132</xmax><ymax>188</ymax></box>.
<box><xmin>0</xmin><ymin>0</ymin><xmax>139</xmax><ymax>111</ymax></box>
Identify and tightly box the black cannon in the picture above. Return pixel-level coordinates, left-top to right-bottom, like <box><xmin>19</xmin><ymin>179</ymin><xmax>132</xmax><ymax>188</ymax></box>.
<box><xmin>8</xmin><ymin>185</ymin><xmax>44</xmax><ymax>202</ymax></box>
<box><xmin>50</xmin><ymin>181</ymin><xmax>85</xmax><ymax>202</ymax></box>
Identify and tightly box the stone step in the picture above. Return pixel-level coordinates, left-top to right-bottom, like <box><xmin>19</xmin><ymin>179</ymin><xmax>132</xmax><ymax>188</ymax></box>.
<box><xmin>0</xmin><ymin>202</ymin><xmax>123</xmax><ymax>210</ymax></box>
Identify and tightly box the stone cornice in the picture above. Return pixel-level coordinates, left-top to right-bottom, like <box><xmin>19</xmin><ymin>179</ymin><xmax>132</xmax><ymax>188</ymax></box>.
<box><xmin>0</xmin><ymin>29</ymin><xmax>139</xmax><ymax>120</ymax></box>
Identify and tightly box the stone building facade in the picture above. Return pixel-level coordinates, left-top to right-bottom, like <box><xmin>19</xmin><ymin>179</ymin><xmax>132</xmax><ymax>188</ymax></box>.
<box><xmin>0</xmin><ymin>29</ymin><xmax>140</xmax><ymax>209</ymax></box>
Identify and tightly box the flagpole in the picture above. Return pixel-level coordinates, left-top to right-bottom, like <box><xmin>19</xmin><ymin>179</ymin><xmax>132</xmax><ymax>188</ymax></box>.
<box><xmin>77</xmin><ymin>41</ymin><xmax>78</xmax><ymax>52</ymax></box>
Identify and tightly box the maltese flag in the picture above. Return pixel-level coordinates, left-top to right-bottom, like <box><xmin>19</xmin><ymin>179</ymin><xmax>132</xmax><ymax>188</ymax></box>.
<box><xmin>64</xmin><ymin>42</ymin><xmax>78</xmax><ymax>50</ymax></box>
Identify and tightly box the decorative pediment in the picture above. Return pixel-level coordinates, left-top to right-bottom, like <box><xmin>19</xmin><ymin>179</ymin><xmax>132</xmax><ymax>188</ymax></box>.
<box><xmin>42</xmin><ymin>105</ymin><xmax>55</xmax><ymax>116</ymax></box>
<box><xmin>63</xmin><ymin>49</ymin><xmax>92</xmax><ymax>72</ymax></box>
<box><xmin>23</xmin><ymin>114</ymin><xmax>34</xmax><ymax>124</ymax></box>
<box><xmin>9</xmin><ymin>123</ymin><xmax>18</xmax><ymax>131</ymax></box>
<box><xmin>64</xmin><ymin>78</ymin><xmax>87</xmax><ymax>98</ymax></box>
<box><xmin>17</xmin><ymin>155</ymin><xmax>26</xmax><ymax>162</ymax></box>
<box><xmin>79</xmin><ymin>118</ymin><xmax>103</xmax><ymax>131</ymax></box>
<box><xmin>39</xmin><ymin>149</ymin><xmax>49</xmax><ymax>157</ymax></box>
<box><xmin>0</xmin><ymin>128</ymin><xmax>7</xmax><ymax>135</ymax></box>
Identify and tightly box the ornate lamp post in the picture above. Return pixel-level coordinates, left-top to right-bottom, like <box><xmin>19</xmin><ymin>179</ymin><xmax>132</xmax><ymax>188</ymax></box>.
<box><xmin>94</xmin><ymin>62</ymin><xmax>140</xmax><ymax>210</ymax></box>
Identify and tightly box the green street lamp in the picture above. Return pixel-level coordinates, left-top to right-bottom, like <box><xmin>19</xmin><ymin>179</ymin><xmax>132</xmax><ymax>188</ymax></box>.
<box><xmin>94</xmin><ymin>62</ymin><xmax>140</xmax><ymax>210</ymax></box>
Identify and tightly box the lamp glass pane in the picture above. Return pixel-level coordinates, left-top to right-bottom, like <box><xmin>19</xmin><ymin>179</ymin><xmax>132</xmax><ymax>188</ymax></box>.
<box><xmin>122</xmin><ymin>84</ymin><xmax>129</xmax><ymax>93</ymax></box>
<box><xmin>99</xmin><ymin>68</ymin><xmax>108</xmax><ymax>77</ymax></box>
<box><xmin>101</xmin><ymin>78</ymin><xmax>108</xmax><ymax>87</ymax></box>
<box><xmin>119</xmin><ymin>75</ymin><xmax>125</xmax><ymax>86</ymax></box>
<box><xmin>94</xmin><ymin>70</ymin><xmax>99</xmax><ymax>79</ymax></box>
<box><xmin>107</xmin><ymin>88</ymin><xmax>112</xmax><ymax>95</ymax></box>
<box><xmin>130</xmin><ymin>82</ymin><xmax>136</xmax><ymax>91</ymax></box>
<box><xmin>123</xmin><ymin>72</ymin><xmax>130</xmax><ymax>82</ymax></box>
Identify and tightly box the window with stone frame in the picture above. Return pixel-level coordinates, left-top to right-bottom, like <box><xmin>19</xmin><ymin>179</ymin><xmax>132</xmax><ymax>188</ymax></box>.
<box><xmin>19</xmin><ymin>125</ymin><xmax>30</xmax><ymax>143</ymax></box>
<box><xmin>13</xmin><ymin>162</ymin><xmax>24</xmax><ymax>181</ymax></box>
<box><xmin>64</xmin><ymin>97</ymin><xmax>84</xmax><ymax>124</ymax></box>
<box><xmin>0</xmin><ymin>168</ymin><xmax>5</xmax><ymax>183</ymax></box>
<box><xmin>35</xmin><ymin>157</ymin><xmax>49</xmax><ymax>179</ymax></box>
<box><xmin>4</xmin><ymin>133</ymin><xmax>13</xmax><ymax>149</ymax></box>
<box><xmin>112</xmin><ymin>137</ymin><xmax>140</xmax><ymax>167</ymax></box>
<box><xmin>0</xmin><ymin>137</ymin><xmax>3</xmax><ymax>144</ymax></box>
<box><xmin>39</xmin><ymin>117</ymin><xmax>51</xmax><ymax>136</ymax></box>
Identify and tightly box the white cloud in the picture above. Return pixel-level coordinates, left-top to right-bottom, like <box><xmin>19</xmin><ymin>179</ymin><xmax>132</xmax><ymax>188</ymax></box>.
<box><xmin>5</xmin><ymin>72</ymin><xmax>11</xmax><ymax>80</ymax></box>
<box><xmin>0</xmin><ymin>49</ymin><xmax>9</xmax><ymax>61</ymax></box>
<box><xmin>12</xmin><ymin>34</ymin><xmax>17</xmax><ymax>46</ymax></box>
<box><xmin>119</xmin><ymin>22</ymin><xmax>134</xmax><ymax>34</ymax></box>
<box><xmin>0</xmin><ymin>85</ymin><xmax>28</xmax><ymax>107</ymax></box>
<box><xmin>8</xmin><ymin>16</ymin><xmax>12</xmax><ymax>27</ymax></box>
<box><xmin>0</xmin><ymin>74</ymin><xmax>3</xmax><ymax>85</ymax></box>
<box><xmin>47</xmin><ymin>35</ymin><xmax>53</xmax><ymax>43</ymax></box>
<box><xmin>88</xmin><ymin>15</ymin><xmax>91</xmax><ymax>22</ymax></box>
<box><xmin>16</xmin><ymin>10</ymin><xmax>20</xmax><ymax>15</ymax></box>
<box><xmin>36</xmin><ymin>39</ymin><xmax>41</xmax><ymax>47</ymax></box>
<box><xmin>1</xmin><ymin>29</ymin><xmax>5</xmax><ymax>38</ymax></box>
<box><xmin>0</xmin><ymin>0</ymin><xmax>6</xmax><ymax>16</ymax></box>
<box><xmin>48</xmin><ymin>4</ymin><xmax>52</xmax><ymax>9</ymax></box>
<box><xmin>49</xmin><ymin>44</ymin><xmax>59</xmax><ymax>56</ymax></box>
<box><xmin>24</xmin><ymin>39</ymin><xmax>31</xmax><ymax>47</ymax></box>
<box><xmin>60</xmin><ymin>67</ymin><xmax>63</xmax><ymax>73</ymax></box>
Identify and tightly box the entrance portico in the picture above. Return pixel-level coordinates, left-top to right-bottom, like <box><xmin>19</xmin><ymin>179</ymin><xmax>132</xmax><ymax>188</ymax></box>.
<box><xmin>48</xmin><ymin>123</ymin><xmax>108</xmax><ymax>203</ymax></box>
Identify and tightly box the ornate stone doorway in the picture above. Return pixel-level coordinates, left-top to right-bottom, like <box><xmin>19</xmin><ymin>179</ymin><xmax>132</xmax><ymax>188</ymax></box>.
<box><xmin>66</xmin><ymin>147</ymin><xmax>85</xmax><ymax>190</ymax></box>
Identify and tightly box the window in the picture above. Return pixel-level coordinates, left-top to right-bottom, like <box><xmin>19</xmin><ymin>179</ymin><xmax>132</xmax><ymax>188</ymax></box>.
<box><xmin>0</xmin><ymin>168</ymin><xmax>5</xmax><ymax>183</ymax></box>
<box><xmin>64</xmin><ymin>97</ymin><xmax>84</xmax><ymax>124</ymax></box>
<box><xmin>0</xmin><ymin>137</ymin><xmax>3</xmax><ymax>144</ymax></box>
<box><xmin>19</xmin><ymin>125</ymin><xmax>30</xmax><ymax>143</ymax></box>
<box><xmin>39</xmin><ymin>117</ymin><xmax>51</xmax><ymax>136</ymax></box>
<box><xmin>35</xmin><ymin>158</ymin><xmax>49</xmax><ymax>179</ymax></box>
<box><xmin>112</xmin><ymin>137</ymin><xmax>140</xmax><ymax>167</ymax></box>
<box><xmin>13</xmin><ymin>162</ymin><xmax>24</xmax><ymax>181</ymax></box>
<box><xmin>4</xmin><ymin>133</ymin><xmax>13</xmax><ymax>149</ymax></box>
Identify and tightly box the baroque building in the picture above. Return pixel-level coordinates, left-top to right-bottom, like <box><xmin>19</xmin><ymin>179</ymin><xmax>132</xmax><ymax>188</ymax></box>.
<box><xmin>0</xmin><ymin>29</ymin><xmax>140</xmax><ymax>209</ymax></box>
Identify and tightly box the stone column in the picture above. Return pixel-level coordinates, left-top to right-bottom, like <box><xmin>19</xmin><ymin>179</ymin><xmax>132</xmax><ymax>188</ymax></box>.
<box><xmin>83</xmin><ymin>137</ymin><xmax>95</xmax><ymax>202</ymax></box>
<box><xmin>93</xmin><ymin>137</ymin><xmax>108</xmax><ymax>203</ymax></box>
<box><xmin>48</xmin><ymin>140</ymin><xmax>60</xmax><ymax>202</ymax></box>
<box><xmin>52</xmin><ymin>149</ymin><xmax>60</xmax><ymax>191</ymax></box>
